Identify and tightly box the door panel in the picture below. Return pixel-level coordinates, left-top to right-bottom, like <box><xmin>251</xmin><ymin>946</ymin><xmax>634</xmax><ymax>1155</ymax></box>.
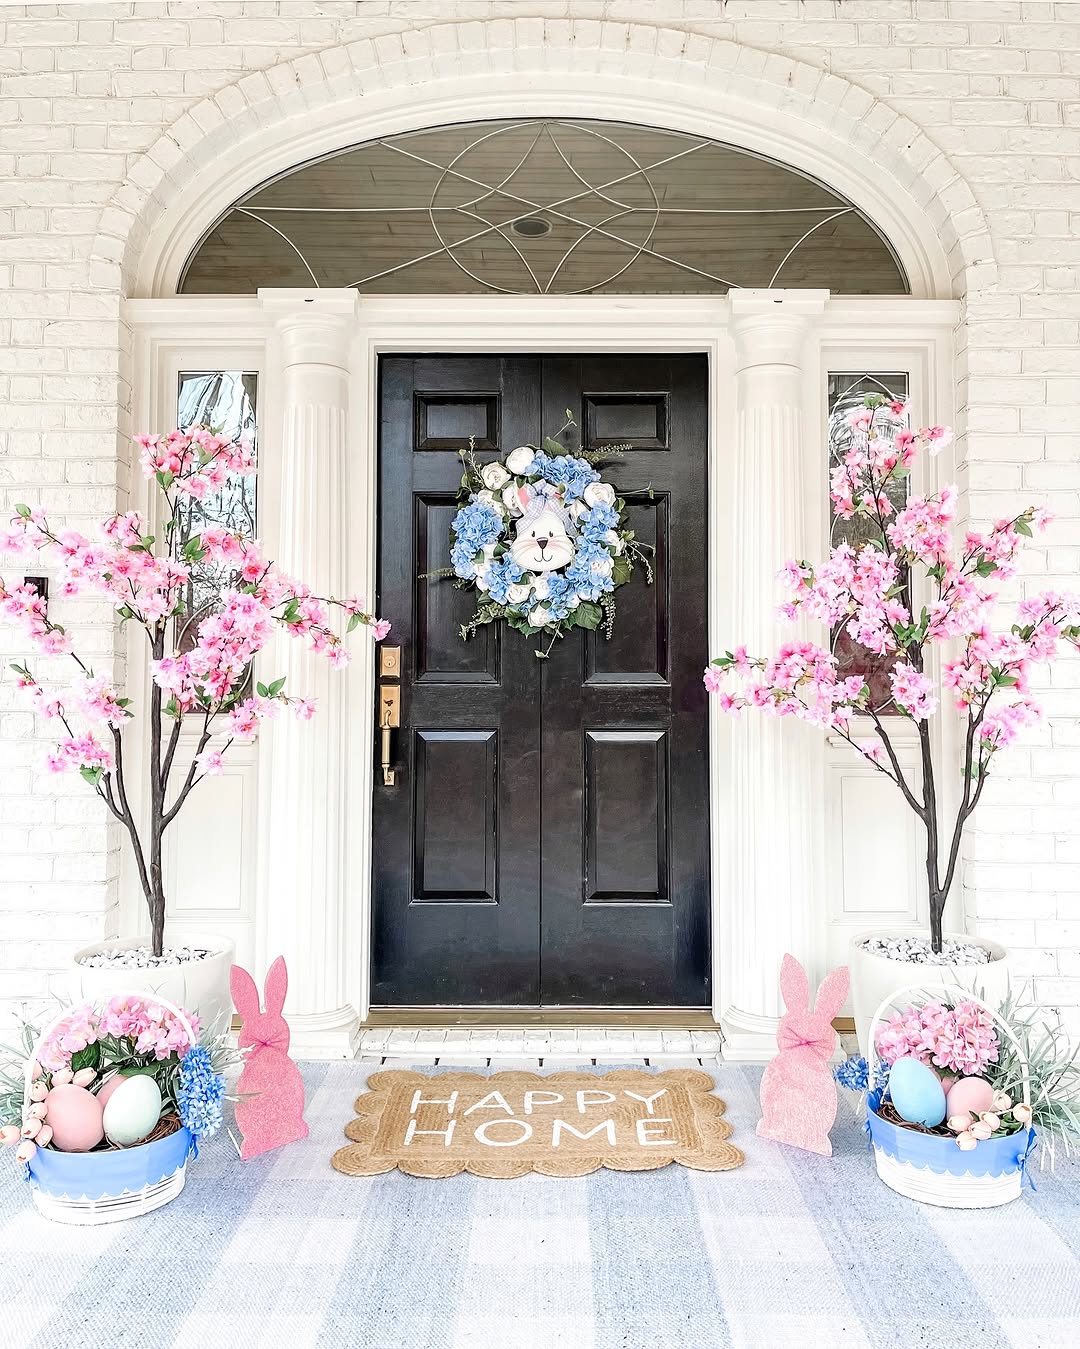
<box><xmin>584</xmin><ymin>730</ymin><xmax>668</xmax><ymax>905</ymax></box>
<box><xmin>413</xmin><ymin>729</ymin><xmax>498</xmax><ymax>902</ymax></box>
<box><xmin>584</xmin><ymin>494</ymin><xmax>670</xmax><ymax>685</ymax></box>
<box><xmin>414</xmin><ymin>495</ymin><xmax>500</xmax><ymax>682</ymax></box>
<box><xmin>374</xmin><ymin>357</ymin><xmax>541</xmax><ymax>1005</ymax></box>
<box><xmin>538</xmin><ymin>355</ymin><xmax>710</xmax><ymax>1005</ymax></box>
<box><xmin>373</xmin><ymin>353</ymin><xmax>709</xmax><ymax>1006</ymax></box>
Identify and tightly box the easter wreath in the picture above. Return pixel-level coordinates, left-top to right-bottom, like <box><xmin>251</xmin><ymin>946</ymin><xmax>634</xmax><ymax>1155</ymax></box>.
<box><xmin>445</xmin><ymin>414</ymin><xmax>652</xmax><ymax>658</ymax></box>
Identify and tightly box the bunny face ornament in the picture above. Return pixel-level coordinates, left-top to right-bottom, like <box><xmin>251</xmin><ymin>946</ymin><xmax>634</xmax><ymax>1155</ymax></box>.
<box><xmin>509</xmin><ymin>487</ymin><xmax>577</xmax><ymax>574</ymax></box>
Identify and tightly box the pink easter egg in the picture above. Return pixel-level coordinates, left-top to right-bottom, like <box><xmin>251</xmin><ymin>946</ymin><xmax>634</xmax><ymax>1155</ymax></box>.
<box><xmin>95</xmin><ymin>1074</ymin><xmax>126</xmax><ymax>1108</ymax></box>
<box><xmin>945</xmin><ymin>1076</ymin><xmax>995</xmax><ymax>1121</ymax></box>
<box><xmin>43</xmin><ymin>1083</ymin><xmax>104</xmax><ymax>1153</ymax></box>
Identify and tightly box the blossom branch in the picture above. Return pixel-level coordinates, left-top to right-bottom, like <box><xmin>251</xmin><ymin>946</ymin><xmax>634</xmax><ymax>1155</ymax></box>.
<box><xmin>1</xmin><ymin>425</ymin><xmax>390</xmax><ymax>957</ymax></box>
<box><xmin>707</xmin><ymin>392</ymin><xmax>1073</xmax><ymax>954</ymax></box>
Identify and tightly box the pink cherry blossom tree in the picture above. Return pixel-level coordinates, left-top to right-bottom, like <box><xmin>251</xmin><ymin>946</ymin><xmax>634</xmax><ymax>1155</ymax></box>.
<box><xmin>705</xmin><ymin>394</ymin><xmax>1079</xmax><ymax>954</ymax></box>
<box><xmin>1</xmin><ymin>428</ymin><xmax>389</xmax><ymax>957</ymax></box>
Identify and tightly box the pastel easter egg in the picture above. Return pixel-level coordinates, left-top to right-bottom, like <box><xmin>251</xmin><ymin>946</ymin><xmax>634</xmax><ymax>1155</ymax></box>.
<box><xmin>102</xmin><ymin>1075</ymin><xmax>161</xmax><ymax>1147</ymax></box>
<box><xmin>945</xmin><ymin>1076</ymin><xmax>995</xmax><ymax>1121</ymax></box>
<box><xmin>887</xmin><ymin>1056</ymin><xmax>947</xmax><ymax>1128</ymax></box>
<box><xmin>95</xmin><ymin>1073</ymin><xmax>126</xmax><ymax>1109</ymax></box>
<box><xmin>44</xmin><ymin>1083</ymin><xmax>105</xmax><ymax>1153</ymax></box>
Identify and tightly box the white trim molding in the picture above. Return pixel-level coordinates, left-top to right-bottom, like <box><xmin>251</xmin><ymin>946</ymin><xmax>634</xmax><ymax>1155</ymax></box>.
<box><xmin>124</xmin><ymin>291</ymin><xmax>958</xmax><ymax>1058</ymax></box>
<box><xmin>95</xmin><ymin>21</ymin><xmax>993</xmax><ymax>304</ymax></box>
<box><xmin>720</xmin><ymin>289</ymin><xmax>830</xmax><ymax>1060</ymax></box>
<box><xmin>254</xmin><ymin>290</ymin><xmax>361</xmax><ymax>1058</ymax></box>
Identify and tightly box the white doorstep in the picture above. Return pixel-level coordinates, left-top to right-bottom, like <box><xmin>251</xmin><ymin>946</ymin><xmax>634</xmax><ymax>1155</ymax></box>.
<box><xmin>355</xmin><ymin>1026</ymin><xmax>725</xmax><ymax>1064</ymax></box>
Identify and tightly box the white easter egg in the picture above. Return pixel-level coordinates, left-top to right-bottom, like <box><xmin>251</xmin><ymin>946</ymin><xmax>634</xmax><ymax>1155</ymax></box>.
<box><xmin>102</xmin><ymin>1074</ymin><xmax>162</xmax><ymax>1147</ymax></box>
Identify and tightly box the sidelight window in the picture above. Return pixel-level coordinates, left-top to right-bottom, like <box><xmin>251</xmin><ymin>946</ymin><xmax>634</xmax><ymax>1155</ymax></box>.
<box><xmin>174</xmin><ymin>370</ymin><xmax>258</xmax><ymax>650</ymax></box>
<box><xmin>826</xmin><ymin>371</ymin><xmax>911</xmax><ymax>714</ymax></box>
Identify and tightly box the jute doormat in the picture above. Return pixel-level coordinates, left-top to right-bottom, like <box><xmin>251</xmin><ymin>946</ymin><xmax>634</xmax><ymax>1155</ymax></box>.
<box><xmin>330</xmin><ymin>1068</ymin><xmax>744</xmax><ymax>1179</ymax></box>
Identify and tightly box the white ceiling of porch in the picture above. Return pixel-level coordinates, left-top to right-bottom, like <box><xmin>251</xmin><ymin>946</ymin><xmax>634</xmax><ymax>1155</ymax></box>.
<box><xmin>179</xmin><ymin>119</ymin><xmax>908</xmax><ymax>297</ymax></box>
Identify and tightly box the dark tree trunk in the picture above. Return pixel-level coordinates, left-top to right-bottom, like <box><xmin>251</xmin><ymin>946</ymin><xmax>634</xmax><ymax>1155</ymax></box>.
<box><xmin>148</xmin><ymin>628</ymin><xmax>166</xmax><ymax>957</ymax></box>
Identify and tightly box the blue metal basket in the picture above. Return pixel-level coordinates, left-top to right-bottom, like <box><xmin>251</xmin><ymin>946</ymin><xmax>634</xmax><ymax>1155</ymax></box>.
<box><xmin>866</xmin><ymin>983</ymin><xmax>1036</xmax><ymax>1209</ymax></box>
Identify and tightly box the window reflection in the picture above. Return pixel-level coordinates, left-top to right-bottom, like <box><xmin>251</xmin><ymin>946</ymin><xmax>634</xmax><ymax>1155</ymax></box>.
<box><xmin>174</xmin><ymin>371</ymin><xmax>258</xmax><ymax>651</ymax></box>
<box><xmin>827</xmin><ymin>372</ymin><xmax>910</xmax><ymax>715</ymax></box>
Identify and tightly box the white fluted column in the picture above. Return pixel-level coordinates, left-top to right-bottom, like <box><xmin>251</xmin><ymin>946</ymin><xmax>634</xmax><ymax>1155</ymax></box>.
<box><xmin>721</xmin><ymin>289</ymin><xmax>829</xmax><ymax>1059</ymax></box>
<box><xmin>257</xmin><ymin>289</ymin><xmax>359</xmax><ymax>1057</ymax></box>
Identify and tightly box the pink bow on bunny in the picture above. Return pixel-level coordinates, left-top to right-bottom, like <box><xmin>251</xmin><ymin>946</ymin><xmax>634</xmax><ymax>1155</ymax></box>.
<box><xmin>231</xmin><ymin>956</ymin><xmax>309</xmax><ymax>1160</ymax></box>
<box><xmin>756</xmin><ymin>954</ymin><xmax>849</xmax><ymax>1157</ymax></box>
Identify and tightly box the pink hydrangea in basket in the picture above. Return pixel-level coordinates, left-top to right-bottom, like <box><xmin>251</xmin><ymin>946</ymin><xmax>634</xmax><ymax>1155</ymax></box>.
<box><xmin>838</xmin><ymin>985</ymin><xmax>1080</xmax><ymax>1209</ymax></box>
<box><xmin>0</xmin><ymin>992</ymin><xmax>237</xmax><ymax>1225</ymax></box>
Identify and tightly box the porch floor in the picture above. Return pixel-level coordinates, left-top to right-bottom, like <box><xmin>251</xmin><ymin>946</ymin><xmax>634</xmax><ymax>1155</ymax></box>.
<box><xmin>3</xmin><ymin>1060</ymin><xmax>1078</xmax><ymax>1349</ymax></box>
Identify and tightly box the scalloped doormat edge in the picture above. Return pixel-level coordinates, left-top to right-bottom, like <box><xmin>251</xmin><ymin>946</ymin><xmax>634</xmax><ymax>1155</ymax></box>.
<box><xmin>330</xmin><ymin>1068</ymin><xmax>745</xmax><ymax>1179</ymax></box>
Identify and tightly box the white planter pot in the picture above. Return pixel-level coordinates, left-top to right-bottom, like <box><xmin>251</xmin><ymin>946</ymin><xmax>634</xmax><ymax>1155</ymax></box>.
<box><xmin>67</xmin><ymin>936</ymin><xmax>236</xmax><ymax>1035</ymax></box>
<box><xmin>849</xmin><ymin>929</ymin><xmax>1010</xmax><ymax>1058</ymax></box>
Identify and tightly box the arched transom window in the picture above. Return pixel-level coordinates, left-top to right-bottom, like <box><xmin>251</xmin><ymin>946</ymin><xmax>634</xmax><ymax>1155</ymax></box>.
<box><xmin>179</xmin><ymin>119</ymin><xmax>909</xmax><ymax>297</ymax></box>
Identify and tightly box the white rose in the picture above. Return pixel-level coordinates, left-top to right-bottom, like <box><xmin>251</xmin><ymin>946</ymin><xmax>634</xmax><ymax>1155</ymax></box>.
<box><xmin>481</xmin><ymin>462</ymin><xmax>510</xmax><ymax>490</ymax></box>
<box><xmin>529</xmin><ymin>604</ymin><xmax>552</xmax><ymax>627</ymax></box>
<box><xmin>593</xmin><ymin>557</ymin><xmax>614</xmax><ymax>577</ymax></box>
<box><xmin>530</xmin><ymin>574</ymin><xmax>550</xmax><ymax>601</ymax></box>
<box><xmin>502</xmin><ymin>483</ymin><xmax>524</xmax><ymax>516</ymax></box>
<box><xmin>481</xmin><ymin>542</ymin><xmax>499</xmax><ymax>561</ymax></box>
<box><xmin>506</xmin><ymin>446</ymin><xmax>536</xmax><ymax>475</ymax></box>
<box><xmin>604</xmin><ymin>528</ymin><xmax>625</xmax><ymax>555</ymax></box>
<box><xmin>584</xmin><ymin>481</ymin><xmax>617</xmax><ymax>508</ymax></box>
<box><xmin>569</xmin><ymin>499</ymin><xmax>589</xmax><ymax>521</ymax></box>
<box><xmin>476</xmin><ymin>490</ymin><xmax>504</xmax><ymax>514</ymax></box>
<box><xmin>475</xmin><ymin>567</ymin><xmax>491</xmax><ymax>592</ymax></box>
<box><xmin>506</xmin><ymin>583</ymin><xmax>531</xmax><ymax>605</ymax></box>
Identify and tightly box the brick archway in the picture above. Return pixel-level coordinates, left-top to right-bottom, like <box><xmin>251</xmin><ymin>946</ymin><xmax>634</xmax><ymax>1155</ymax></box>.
<box><xmin>93</xmin><ymin>19</ymin><xmax>994</xmax><ymax>303</ymax></box>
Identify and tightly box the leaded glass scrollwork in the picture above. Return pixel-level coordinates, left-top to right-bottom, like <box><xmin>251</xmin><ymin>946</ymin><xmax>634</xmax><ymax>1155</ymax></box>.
<box><xmin>180</xmin><ymin>119</ymin><xmax>908</xmax><ymax>297</ymax></box>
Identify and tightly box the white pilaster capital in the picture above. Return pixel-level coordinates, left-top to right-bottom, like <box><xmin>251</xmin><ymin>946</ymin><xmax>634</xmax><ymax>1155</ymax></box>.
<box><xmin>257</xmin><ymin>287</ymin><xmax>359</xmax><ymax>370</ymax></box>
<box><xmin>729</xmin><ymin>288</ymin><xmax>829</xmax><ymax>374</ymax></box>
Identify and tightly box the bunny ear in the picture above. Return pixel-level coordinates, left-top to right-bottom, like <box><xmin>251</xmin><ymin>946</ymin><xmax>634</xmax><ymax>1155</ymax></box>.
<box><xmin>230</xmin><ymin>964</ymin><xmax>261</xmax><ymax>1021</ymax></box>
<box><xmin>779</xmin><ymin>954</ymin><xmax>810</xmax><ymax>1012</ymax></box>
<box><xmin>814</xmin><ymin>965</ymin><xmax>850</xmax><ymax>1021</ymax></box>
<box><xmin>263</xmin><ymin>956</ymin><xmax>288</xmax><ymax>1017</ymax></box>
<box><xmin>517</xmin><ymin>485</ymin><xmax>533</xmax><ymax>513</ymax></box>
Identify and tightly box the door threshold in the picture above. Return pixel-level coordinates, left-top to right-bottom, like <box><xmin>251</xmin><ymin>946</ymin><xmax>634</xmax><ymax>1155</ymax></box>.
<box><xmin>364</xmin><ymin>1007</ymin><xmax>718</xmax><ymax>1029</ymax></box>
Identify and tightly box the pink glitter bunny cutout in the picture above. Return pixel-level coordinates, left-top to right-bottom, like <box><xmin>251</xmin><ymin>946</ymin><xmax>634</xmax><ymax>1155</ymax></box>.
<box><xmin>757</xmin><ymin>954</ymin><xmax>849</xmax><ymax>1157</ymax></box>
<box><xmin>231</xmin><ymin>957</ymin><xmax>309</xmax><ymax>1160</ymax></box>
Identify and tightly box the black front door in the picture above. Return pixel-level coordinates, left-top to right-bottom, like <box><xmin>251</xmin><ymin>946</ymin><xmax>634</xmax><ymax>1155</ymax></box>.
<box><xmin>373</xmin><ymin>355</ymin><xmax>709</xmax><ymax>1007</ymax></box>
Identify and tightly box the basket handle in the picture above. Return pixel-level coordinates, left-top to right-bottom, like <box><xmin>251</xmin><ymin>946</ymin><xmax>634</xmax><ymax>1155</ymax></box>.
<box><xmin>23</xmin><ymin>990</ymin><xmax>199</xmax><ymax>1101</ymax></box>
<box><xmin>866</xmin><ymin>982</ymin><xmax>1030</xmax><ymax>1108</ymax></box>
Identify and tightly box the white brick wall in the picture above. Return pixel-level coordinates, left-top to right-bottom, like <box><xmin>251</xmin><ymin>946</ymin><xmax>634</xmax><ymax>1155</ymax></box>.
<box><xmin>2</xmin><ymin>0</ymin><xmax>1079</xmax><ymax>1029</ymax></box>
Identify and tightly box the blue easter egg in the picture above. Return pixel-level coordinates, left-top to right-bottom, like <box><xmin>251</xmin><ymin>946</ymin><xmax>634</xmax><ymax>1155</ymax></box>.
<box><xmin>887</xmin><ymin>1056</ymin><xmax>947</xmax><ymax>1127</ymax></box>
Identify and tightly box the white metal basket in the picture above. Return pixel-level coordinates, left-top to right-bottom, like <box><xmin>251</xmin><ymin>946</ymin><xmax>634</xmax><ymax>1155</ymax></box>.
<box><xmin>866</xmin><ymin>983</ymin><xmax>1036</xmax><ymax>1209</ymax></box>
<box><xmin>22</xmin><ymin>991</ymin><xmax>198</xmax><ymax>1226</ymax></box>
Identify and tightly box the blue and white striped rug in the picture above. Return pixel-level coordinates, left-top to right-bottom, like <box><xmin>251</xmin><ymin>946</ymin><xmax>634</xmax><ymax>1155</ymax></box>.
<box><xmin>2</xmin><ymin>1061</ymin><xmax>1078</xmax><ymax>1349</ymax></box>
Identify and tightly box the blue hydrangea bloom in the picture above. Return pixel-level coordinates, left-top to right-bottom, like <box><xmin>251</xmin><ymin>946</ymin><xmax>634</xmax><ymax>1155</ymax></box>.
<box><xmin>484</xmin><ymin>554</ymin><xmax>524</xmax><ymax>604</ymax></box>
<box><xmin>580</xmin><ymin>503</ymin><xmax>618</xmax><ymax>541</ymax></box>
<box><xmin>177</xmin><ymin>1044</ymin><xmax>226</xmax><ymax>1139</ymax></box>
<box><xmin>834</xmin><ymin>1055</ymin><xmax>891</xmax><ymax>1093</ymax></box>
<box><xmin>529</xmin><ymin>452</ymin><xmax>599</xmax><ymax>501</ymax></box>
<box><xmin>450</xmin><ymin>499</ymin><xmax>504</xmax><ymax>578</ymax></box>
<box><xmin>565</xmin><ymin>546</ymin><xmax>616</xmax><ymax>602</ymax></box>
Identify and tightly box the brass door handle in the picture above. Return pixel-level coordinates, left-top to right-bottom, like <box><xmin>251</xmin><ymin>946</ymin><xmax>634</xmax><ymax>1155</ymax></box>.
<box><xmin>379</xmin><ymin>684</ymin><xmax>401</xmax><ymax>786</ymax></box>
